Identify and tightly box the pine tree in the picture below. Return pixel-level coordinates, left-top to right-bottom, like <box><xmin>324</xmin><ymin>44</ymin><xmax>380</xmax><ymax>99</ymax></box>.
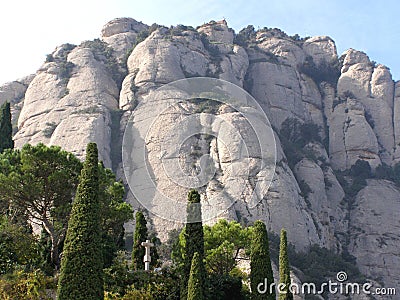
<box><xmin>132</xmin><ymin>211</ymin><xmax>148</xmax><ymax>270</ymax></box>
<box><xmin>0</xmin><ymin>102</ymin><xmax>14</xmax><ymax>153</ymax></box>
<box><xmin>57</xmin><ymin>143</ymin><xmax>104</xmax><ymax>300</ymax></box>
<box><xmin>279</xmin><ymin>228</ymin><xmax>293</xmax><ymax>300</ymax></box>
<box><xmin>250</xmin><ymin>220</ymin><xmax>275</xmax><ymax>300</ymax></box>
<box><xmin>187</xmin><ymin>252</ymin><xmax>204</xmax><ymax>300</ymax></box>
<box><xmin>181</xmin><ymin>190</ymin><xmax>205</xmax><ymax>300</ymax></box>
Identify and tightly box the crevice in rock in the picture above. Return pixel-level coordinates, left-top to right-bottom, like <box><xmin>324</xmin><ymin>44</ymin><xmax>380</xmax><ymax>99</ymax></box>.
<box><xmin>110</xmin><ymin>109</ymin><xmax>124</xmax><ymax>172</ymax></box>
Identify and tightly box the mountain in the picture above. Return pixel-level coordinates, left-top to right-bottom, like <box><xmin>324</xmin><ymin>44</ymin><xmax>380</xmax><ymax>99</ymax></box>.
<box><xmin>1</xmin><ymin>17</ymin><xmax>399</xmax><ymax>291</ymax></box>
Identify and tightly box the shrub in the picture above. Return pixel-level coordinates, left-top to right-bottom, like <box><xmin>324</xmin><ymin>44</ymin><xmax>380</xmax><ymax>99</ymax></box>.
<box><xmin>279</xmin><ymin>118</ymin><xmax>323</xmax><ymax>168</ymax></box>
<box><xmin>0</xmin><ymin>270</ymin><xmax>54</xmax><ymax>300</ymax></box>
<box><xmin>298</xmin><ymin>56</ymin><xmax>341</xmax><ymax>86</ymax></box>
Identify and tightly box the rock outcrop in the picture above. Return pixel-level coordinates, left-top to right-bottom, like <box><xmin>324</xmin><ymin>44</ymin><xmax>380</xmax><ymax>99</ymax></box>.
<box><xmin>3</xmin><ymin>18</ymin><xmax>399</xmax><ymax>291</ymax></box>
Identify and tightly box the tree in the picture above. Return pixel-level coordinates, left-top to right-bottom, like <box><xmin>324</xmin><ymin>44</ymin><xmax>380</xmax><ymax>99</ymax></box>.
<box><xmin>98</xmin><ymin>165</ymin><xmax>132</xmax><ymax>268</ymax></box>
<box><xmin>132</xmin><ymin>211</ymin><xmax>148</xmax><ymax>270</ymax></box>
<box><xmin>187</xmin><ymin>252</ymin><xmax>204</xmax><ymax>300</ymax></box>
<box><xmin>203</xmin><ymin>219</ymin><xmax>251</xmax><ymax>275</ymax></box>
<box><xmin>0</xmin><ymin>143</ymin><xmax>82</xmax><ymax>269</ymax></box>
<box><xmin>0</xmin><ymin>102</ymin><xmax>14</xmax><ymax>153</ymax></box>
<box><xmin>57</xmin><ymin>143</ymin><xmax>104</xmax><ymax>300</ymax></box>
<box><xmin>250</xmin><ymin>220</ymin><xmax>275</xmax><ymax>300</ymax></box>
<box><xmin>279</xmin><ymin>229</ymin><xmax>293</xmax><ymax>300</ymax></box>
<box><xmin>181</xmin><ymin>190</ymin><xmax>205</xmax><ymax>300</ymax></box>
<box><xmin>0</xmin><ymin>144</ymin><xmax>132</xmax><ymax>271</ymax></box>
<box><xmin>0</xmin><ymin>216</ymin><xmax>38</xmax><ymax>274</ymax></box>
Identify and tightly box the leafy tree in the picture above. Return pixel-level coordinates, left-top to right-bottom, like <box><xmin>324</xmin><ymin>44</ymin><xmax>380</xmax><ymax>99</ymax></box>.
<box><xmin>0</xmin><ymin>102</ymin><xmax>14</xmax><ymax>153</ymax></box>
<box><xmin>203</xmin><ymin>219</ymin><xmax>251</xmax><ymax>275</ymax></box>
<box><xmin>187</xmin><ymin>252</ymin><xmax>204</xmax><ymax>300</ymax></box>
<box><xmin>250</xmin><ymin>220</ymin><xmax>275</xmax><ymax>300</ymax></box>
<box><xmin>57</xmin><ymin>143</ymin><xmax>104</xmax><ymax>300</ymax></box>
<box><xmin>278</xmin><ymin>229</ymin><xmax>293</xmax><ymax>300</ymax></box>
<box><xmin>181</xmin><ymin>190</ymin><xmax>205</xmax><ymax>300</ymax></box>
<box><xmin>132</xmin><ymin>211</ymin><xmax>148</xmax><ymax>270</ymax></box>
<box><xmin>0</xmin><ymin>144</ymin><xmax>81</xmax><ymax>269</ymax></box>
<box><xmin>0</xmin><ymin>144</ymin><xmax>131</xmax><ymax>271</ymax></box>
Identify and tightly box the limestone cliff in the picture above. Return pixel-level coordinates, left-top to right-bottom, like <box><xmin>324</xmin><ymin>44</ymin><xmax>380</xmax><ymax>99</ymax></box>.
<box><xmin>1</xmin><ymin>17</ymin><xmax>399</xmax><ymax>292</ymax></box>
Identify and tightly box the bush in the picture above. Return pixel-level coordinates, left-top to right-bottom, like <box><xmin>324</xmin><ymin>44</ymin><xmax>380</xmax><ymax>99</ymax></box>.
<box><xmin>200</xmin><ymin>33</ymin><xmax>221</xmax><ymax>60</ymax></box>
<box><xmin>279</xmin><ymin>118</ymin><xmax>322</xmax><ymax>168</ymax></box>
<box><xmin>0</xmin><ymin>270</ymin><xmax>55</xmax><ymax>300</ymax></box>
<box><xmin>298</xmin><ymin>56</ymin><xmax>341</xmax><ymax>86</ymax></box>
<box><xmin>234</xmin><ymin>25</ymin><xmax>256</xmax><ymax>47</ymax></box>
<box><xmin>208</xmin><ymin>274</ymin><xmax>247</xmax><ymax>300</ymax></box>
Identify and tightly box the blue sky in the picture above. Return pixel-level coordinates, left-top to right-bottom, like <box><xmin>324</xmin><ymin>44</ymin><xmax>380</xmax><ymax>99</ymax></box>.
<box><xmin>1</xmin><ymin>0</ymin><xmax>399</xmax><ymax>84</ymax></box>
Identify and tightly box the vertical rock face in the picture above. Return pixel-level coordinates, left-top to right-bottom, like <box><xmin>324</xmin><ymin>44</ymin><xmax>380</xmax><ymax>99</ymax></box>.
<box><xmin>349</xmin><ymin>180</ymin><xmax>400</xmax><ymax>289</ymax></box>
<box><xmin>13</xmin><ymin>43</ymin><xmax>119</xmax><ymax>167</ymax></box>
<box><xmin>5</xmin><ymin>18</ymin><xmax>400</xmax><ymax>288</ymax></box>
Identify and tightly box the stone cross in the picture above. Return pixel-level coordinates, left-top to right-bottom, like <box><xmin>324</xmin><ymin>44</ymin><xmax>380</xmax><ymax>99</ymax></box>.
<box><xmin>141</xmin><ymin>239</ymin><xmax>154</xmax><ymax>271</ymax></box>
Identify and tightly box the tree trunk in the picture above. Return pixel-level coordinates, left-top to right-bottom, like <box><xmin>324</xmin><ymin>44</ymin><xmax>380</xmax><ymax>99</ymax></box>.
<box><xmin>42</xmin><ymin>220</ymin><xmax>61</xmax><ymax>270</ymax></box>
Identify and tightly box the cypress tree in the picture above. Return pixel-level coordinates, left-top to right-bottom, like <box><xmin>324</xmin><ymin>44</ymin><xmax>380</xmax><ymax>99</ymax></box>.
<box><xmin>0</xmin><ymin>102</ymin><xmax>14</xmax><ymax>153</ymax></box>
<box><xmin>250</xmin><ymin>220</ymin><xmax>275</xmax><ymax>300</ymax></box>
<box><xmin>279</xmin><ymin>229</ymin><xmax>293</xmax><ymax>300</ymax></box>
<box><xmin>187</xmin><ymin>252</ymin><xmax>204</xmax><ymax>300</ymax></box>
<box><xmin>131</xmin><ymin>211</ymin><xmax>148</xmax><ymax>270</ymax></box>
<box><xmin>57</xmin><ymin>143</ymin><xmax>104</xmax><ymax>300</ymax></box>
<box><xmin>181</xmin><ymin>190</ymin><xmax>205</xmax><ymax>300</ymax></box>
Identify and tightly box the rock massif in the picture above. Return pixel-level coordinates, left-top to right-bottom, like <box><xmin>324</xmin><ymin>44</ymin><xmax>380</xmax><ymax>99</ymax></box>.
<box><xmin>1</xmin><ymin>17</ymin><xmax>399</xmax><ymax>291</ymax></box>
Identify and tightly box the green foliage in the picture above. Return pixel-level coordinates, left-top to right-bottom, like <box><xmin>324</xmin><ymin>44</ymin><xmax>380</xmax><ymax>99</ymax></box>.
<box><xmin>0</xmin><ymin>102</ymin><xmax>14</xmax><ymax>153</ymax></box>
<box><xmin>0</xmin><ymin>270</ymin><xmax>55</xmax><ymax>300</ymax></box>
<box><xmin>99</xmin><ymin>166</ymin><xmax>132</xmax><ymax>268</ymax></box>
<box><xmin>200</xmin><ymin>33</ymin><xmax>221</xmax><ymax>59</ymax></box>
<box><xmin>203</xmin><ymin>219</ymin><xmax>251</xmax><ymax>275</ymax></box>
<box><xmin>234</xmin><ymin>25</ymin><xmax>256</xmax><ymax>47</ymax></box>
<box><xmin>174</xmin><ymin>219</ymin><xmax>251</xmax><ymax>299</ymax></box>
<box><xmin>298</xmin><ymin>180</ymin><xmax>312</xmax><ymax>207</ymax></box>
<box><xmin>250</xmin><ymin>221</ymin><xmax>275</xmax><ymax>300</ymax></box>
<box><xmin>58</xmin><ymin>61</ymin><xmax>75</xmax><ymax>80</ymax></box>
<box><xmin>350</xmin><ymin>159</ymin><xmax>371</xmax><ymax>179</ymax></box>
<box><xmin>0</xmin><ymin>143</ymin><xmax>82</xmax><ymax>269</ymax></box>
<box><xmin>188</xmin><ymin>98</ymin><xmax>222</xmax><ymax>114</ymax></box>
<box><xmin>0</xmin><ymin>143</ymin><xmax>131</xmax><ymax>272</ymax></box>
<box><xmin>0</xmin><ymin>216</ymin><xmax>39</xmax><ymax>275</ymax></box>
<box><xmin>207</xmin><ymin>274</ymin><xmax>247</xmax><ymax>300</ymax></box>
<box><xmin>371</xmin><ymin>162</ymin><xmax>400</xmax><ymax>187</ymax></box>
<box><xmin>159</xmin><ymin>228</ymin><xmax>181</xmax><ymax>260</ymax></box>
<box><xmin>104</xmin><ymin>260</ymin><xmax>180</xmax><ymax>300</ymax></box>
<box><xmin>132</xmin><ymin>211</ymin><xmax>148</xmax><ymax>270</ymax></box>
<box><xmin>104</xmin><ymin>251</ymin><xmax>131</xmax><ymax>296</ymax></box>
<box><xmin>43</xmin><ymin>122</ymin><xmax>57</xmax><ymax>138</ymax></box>
<box><xmin>278</xmin><ymin>229</ymin><xmax>293</xmax><ymax>300</ymax></box>
<box><xmin>37</xmin><ymin>228</ymin><xmax>55</xmax><ymax>276</ymax></box>
<box><xmin>57</xmin><ymin>143</ymin><xmax>104</xmax><ymax>300</ymax></box>
<box><xmin>181</xmin><ymin>190</ymin><xmax>205</xmax><ymax>300</ymax></box>
<box><xmin>298</xmin><ymin>56</ymin><xmax>341</xmax><ymax>86</ymax></box>
<box><xmin>334</xmin><ymin>160</ymin><xmax>372</xmax><ymax>208</ymax></box>
<box><xmin>187</xmin><ymin>252</ymin><xmax>204</xmax><ymax>300</ymax></box>
<box><xmin>266</xmin><ymin>231</ymin><xmax>365</xmax><ymax>299</ymax></box>
<box><xmin>279</xmin><ymin>118</ymin><xmax>322</xmax><ymax>168</ymax></box>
